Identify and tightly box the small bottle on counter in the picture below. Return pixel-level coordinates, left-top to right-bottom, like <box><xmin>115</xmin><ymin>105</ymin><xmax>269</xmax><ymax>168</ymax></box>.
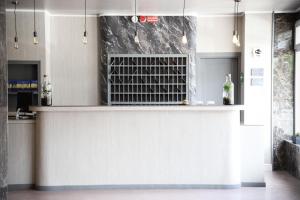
<box><xmin>41</xmin><ymin>75</ymin><xmax>52</xmax><ymax>106</ymax></box>
<box><xmin>223</xmin><ymin>74</ymin><xmax>234</xmax><ymax>105</ymax></box>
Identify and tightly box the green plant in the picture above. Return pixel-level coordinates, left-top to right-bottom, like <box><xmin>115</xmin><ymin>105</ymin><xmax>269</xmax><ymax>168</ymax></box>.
<box><xmin>223</xmin><ymin>84</ymin><xmax>231</xmax><ymax>93</ymax></box>
<box><xmin>296</xmin><ymin>132</ymin><xmax>300</xmax><ymax>137</ymax></box>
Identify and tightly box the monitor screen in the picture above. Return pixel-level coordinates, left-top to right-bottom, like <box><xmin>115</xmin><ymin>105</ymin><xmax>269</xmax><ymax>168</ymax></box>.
<box><xmin>16</xmin><ymin>92</ymin><xmax>33</xmax><ymax>112</ymax></box>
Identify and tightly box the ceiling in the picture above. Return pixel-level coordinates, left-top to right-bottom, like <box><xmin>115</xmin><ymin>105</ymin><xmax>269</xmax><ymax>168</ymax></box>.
<box><xmin>6</xmin><ymin>0</ymin><xmax>300</xmax><ymax>15</ymax></box>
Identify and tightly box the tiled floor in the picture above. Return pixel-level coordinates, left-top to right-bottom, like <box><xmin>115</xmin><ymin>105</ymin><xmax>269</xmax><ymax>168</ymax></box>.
<box><xmin>8</xmin><ymin>171</ymin><xmax>300</xmax><ymax>200</ymax></box>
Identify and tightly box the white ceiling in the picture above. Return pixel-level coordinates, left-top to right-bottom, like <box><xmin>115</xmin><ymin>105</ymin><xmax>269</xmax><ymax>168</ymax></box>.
<box><xmin>6</xmin><ymin>0</ymin><xmax>300</xmax><ymax>15</ymax></box>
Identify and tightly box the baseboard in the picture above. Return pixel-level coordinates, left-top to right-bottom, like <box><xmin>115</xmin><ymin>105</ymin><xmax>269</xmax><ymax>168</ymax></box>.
<box><xmin>35</xmin><ymin>184</ymin><xmax>241</xmax><ymax>191</ymax></box>
<box><xmin>8</xmin><ymin>184</ymin><xmax>34</xmax><ymax>191</ymax></box>
<box><xmin>241</xmin><ymin>182</ymin><xmax>266</xmax><ymax>187</ymax></box>
<box><xmin>9</xmin><ymin>182</ymin><xmax>266</xmax><ymax>191</ymax></box>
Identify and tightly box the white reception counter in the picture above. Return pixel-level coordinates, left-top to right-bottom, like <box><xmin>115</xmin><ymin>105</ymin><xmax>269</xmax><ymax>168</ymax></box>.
<box><xmin>31</xmin><ymin>105</ymin><xmax>245</xmax><ymax>190</ymax></box>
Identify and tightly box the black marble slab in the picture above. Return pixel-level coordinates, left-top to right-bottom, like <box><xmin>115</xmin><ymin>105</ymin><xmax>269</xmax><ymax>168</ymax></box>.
<box><xmin>0</xmin><ymin>0</ymin><xmax>7</xmax><ymax>199</ymax></box>
<box><xmin>98</xmin><ymin>16</ymin><xmax>197</xmax><ymax>104</ymax></box>
<box><xmin>276</xmin><ymin>140</ymin><xmax>300</xmax><ymax>179</ymax></box>
<box><xmin>273</xmin><ymin>13</ymin><xmax>297</xmax><ymax>171</ymax></box>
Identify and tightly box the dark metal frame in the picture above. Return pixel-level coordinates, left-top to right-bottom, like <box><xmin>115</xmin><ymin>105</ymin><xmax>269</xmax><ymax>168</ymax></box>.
<box><xmin>7</xmin><ymin>60</ymin><xmax>41</xmax><ymax>106</ymax></box>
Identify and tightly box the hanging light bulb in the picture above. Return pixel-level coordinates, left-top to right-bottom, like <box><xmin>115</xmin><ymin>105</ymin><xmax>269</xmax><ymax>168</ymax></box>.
<box><xmin>33</xmin><ymin>0</ymin><xmax>39</xmax><ymax>45</ymax></box>
<box><xmin>133</xmin><ymin>0</ymin><xmax>140</xmax><ymax>44</ymax></box>
<box><xmin>33</xmin><ymin>31</ymin><xmax>38</xmax><ymax>45</ymax></box>
<box><xmin>83</xmin><ymin>0</ymin><xmax>88</xmax><ymax>44</ymax></box>
<box><xmin>134</xmin><ymin>31</ymin><xmax>139</xmax><ymax>43</ymax></box>
<box><xmin>232</xmin><ymin>0</ymin><xmax>241</xmax><ymax>47</ymax></box>
<box><xmin>83</xmin><ymin>31</ymin><xmax>88</xmax><ymax>44</ymax></box>
<box><xmin>14</xmin><ymin>36</ymin><xmax>19</xmax><ymax>49</ymax></box>
<box><xmin>236</xmin><ymin>35</ymin><xmax>241</xmax><ymax>47</ymax></box>
<box><xmin>13</xmin><ymin>1</ymin><xmax>19</xmax><ymax>49</ymax></box>
<box><xmin>232</xmin><ymin>30</ymin><xmax>238</xmax><ymax>44</ymax></box>
<box><xmin>181</xmin><ymin>0</ymin><xmax>187</xmax><ymax>44</ymax></box>
<box><xmin>182</xmin><ymin>32</ymin><xmax>188</xmax><ymax>44</ymax></box>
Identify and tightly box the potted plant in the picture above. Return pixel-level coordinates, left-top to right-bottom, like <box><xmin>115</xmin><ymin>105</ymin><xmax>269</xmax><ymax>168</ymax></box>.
<box><xmin>292</xmin><ymin>133</ymin><xmax>300</xmax><ymax>145</ymax></box>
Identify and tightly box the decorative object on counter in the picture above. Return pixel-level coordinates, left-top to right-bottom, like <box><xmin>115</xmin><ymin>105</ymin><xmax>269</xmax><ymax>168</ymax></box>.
<box><xmin>108</xmin><ymin>55</ymin><xmax>188</xmax><ymax>105</ymax></box>
<box><xmin>12</xmin><ymin>1</ymin><xmax>19</xmax><ymax>49</ymax></box>
<box><xmin>33</xmin><ymin>0</ymin><xmax>38</xmax><ymax>45</ymax></box>
<box><xmin>292</xmin><ymin>133</ymin><xmax>300</xmax><ymax>145</ymax></box>
<box><xmin>133</xmin><ymin>0</ymin><xmax>139</xmax><ymax>44</ymax></box>
<box><xmin>181</xmin><ymin>0</ymin><xmax>187</xmax><ymax>44</ymax></box>
<box><xmin>223</xmin><ymin>74</ymin><xmax>234</xmax><ymax>105</ymax></box>
<box><xmin>82</xmin><ymin>0</ymin><xmax>88</xmax><ymax>44</ymax></box>
<box><xmin>41</xmin><ymin>75</ymin><xmax>52</xmax><ymax>106</ymax></box>
<box><xmin>182</xmin><ymin>99</ymin><xmax>189</xmax><ymax>105</ymax></box>
<box><xmin>232</xmin><ymin>0</ymin><xmax>241</xmax><ymax>47</ymax></box>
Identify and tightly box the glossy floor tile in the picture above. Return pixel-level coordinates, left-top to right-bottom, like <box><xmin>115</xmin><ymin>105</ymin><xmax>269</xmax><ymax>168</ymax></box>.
<box><xmin>8</xmin><ymin>171</ymin><xmax>300</xmax><ymax>200</ymax></box>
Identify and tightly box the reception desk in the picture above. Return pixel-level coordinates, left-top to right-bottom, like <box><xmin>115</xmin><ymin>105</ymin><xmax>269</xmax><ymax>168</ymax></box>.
<box><xmin>31</xmin><ymin>105</ymin><xmax>244</xmax><ymax>190</ymax></box>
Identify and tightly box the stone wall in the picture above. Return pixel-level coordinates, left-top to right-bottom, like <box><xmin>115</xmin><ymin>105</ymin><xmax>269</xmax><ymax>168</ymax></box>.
<box><xmin>273</xmin><ymin>13</ymin><xmax>297</xmax><ymax>170</ymax></box>
<box><xmin>0</xmin><ymin>0</ymin><xmax>7</xmax><ymax>199</ymax></box>
<box><xmin>276</xmin><ymin>141</ymin><xmax>300</xmax><ymax>178</ymax></box>
<box><xmin>98</xmin><ymin>16</ymin><xmax>197</xmax><ymax>104</ymax></box>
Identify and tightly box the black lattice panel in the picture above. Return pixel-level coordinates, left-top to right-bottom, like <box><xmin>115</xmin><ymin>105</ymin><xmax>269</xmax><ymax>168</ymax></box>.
<box><xmin>108</xmin><ymin>54</ymin><xmax>189</xmax><ymax>105</ymax></box>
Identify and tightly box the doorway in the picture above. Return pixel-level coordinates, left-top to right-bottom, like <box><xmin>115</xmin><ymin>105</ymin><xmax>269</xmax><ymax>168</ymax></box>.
<box><xmin>195</xmin><ymin>53</ymin><xmax>241</xmax><ymax>105</ymax></box>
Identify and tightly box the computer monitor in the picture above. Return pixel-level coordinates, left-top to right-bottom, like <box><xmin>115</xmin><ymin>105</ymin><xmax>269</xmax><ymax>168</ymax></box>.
<box><xmin>16</xmin><ymin>92</ymin><xmax>33</xmax><ymax>112</ymax></box>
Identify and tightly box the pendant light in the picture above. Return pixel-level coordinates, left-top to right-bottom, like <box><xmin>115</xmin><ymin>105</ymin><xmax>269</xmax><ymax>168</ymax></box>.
<box><xmin>33</xmin><ymin>0</ymin><xmax>38</xmax><ymax>44</ymax></box>
<box><xmin>133</xmin><ymin>0</ymin><xmax>139</xmax><ymax>44</ymax></box>
<box><xmin>12</xmin><ymin>1</ymin><xmax>19</xmax><ymax>49</ymax></box>
<box><xmin>232</xmin><ymin>0</ymin><xmax>241</xmax><ymax>47</ymax></box>
<box><xmin>181</xmin><ymin>0</ymin><xmax>187</xmax><ymax>44</ymax></box>
<box><xmin>82</xmin><ymin>0</ymin><xmax>88</xmax><ymax>44</ymax></box>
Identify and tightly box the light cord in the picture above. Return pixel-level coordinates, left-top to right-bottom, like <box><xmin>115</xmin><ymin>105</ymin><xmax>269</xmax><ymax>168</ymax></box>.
<box><xmin>233</xmin><ymin>0</ymin><xmax>236</xmax><ymax>33</ymax></box>
<box><xmin>135</xmin><ymin>0</ymin><xmax>137</xmax><ymax>33</ymax></box>
<box><xmin>182</xmin><ymin>0</ymin><xmax>186</xmax><ymax>35</ymax></box>
<box><xmin>34</xmin><ymin>0</ymin><xmax>36</xmax><ymax>32</ymax></box>
<box><xmin>84</xmin><ymin>0</ymin><xmax>87</xmax><ymax>32</ymax></box>
<box><xmin>14</xmin><ymin>2</ymin><xmax>18</xmax><ymax>38</ymax></box>
<box><xmin>236</xmin><ymin>1</ymin><xmax>239</xmax><ymax>35</ymax></box>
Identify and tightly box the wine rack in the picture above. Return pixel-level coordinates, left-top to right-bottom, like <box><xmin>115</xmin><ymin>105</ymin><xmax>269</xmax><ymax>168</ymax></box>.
<box><xmin>108</xmin><ymin>54</ymin><xmax>189</xmax><ymax>105</ymax></box>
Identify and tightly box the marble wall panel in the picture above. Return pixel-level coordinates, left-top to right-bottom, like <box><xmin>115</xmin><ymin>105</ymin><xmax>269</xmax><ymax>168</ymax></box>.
<box><xmin>98</xmin><ymin>16</ymin><xmax>197</xmax><ymax>104</ymax></box>
<box><xmin>0</xmin><ymin>0</ymin><xmax>7</xmax><ymax>199</ymax></box>
<box><xmin>273</xmin><ymin>13</ymin><xmax>297</xmax><ymax>170</ymax></box>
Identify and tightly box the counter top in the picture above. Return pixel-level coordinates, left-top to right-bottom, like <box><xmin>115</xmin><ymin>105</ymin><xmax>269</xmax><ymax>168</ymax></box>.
<box><xmin>8</xmin><ymin>119</ymin><xmax>36</xmax><ymax>124</ymax></box>
<box><xmin>30</xmin><ymin>105</ymin><xmax>244</xmax><ymax>112</ymax></box>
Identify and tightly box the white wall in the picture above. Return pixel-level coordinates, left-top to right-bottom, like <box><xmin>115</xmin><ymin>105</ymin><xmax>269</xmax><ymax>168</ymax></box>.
<box><xmin>196</xmin><ymin>14</ymin><xmax>273</xmax><ymax>165</ymax></box>
<box><xmin>49</xmin><ymin>16</ymin><xmax>99</xmax><ymax>106</ymax></box>
<box><xmin>296</xmin><ymin>21</ymin><xmax>300</xmax><ymax>133</ymax></box>
<box><xmin>6</xmin><ymin>11</ymin><xmax>47</xmax><ymax>78</ymax></box>
<box><xmin>296</xmin><ymin>51</ymin><xmax>300</xmax><ymax>133</ymax></box>
<box><xmin>196</xmin><ymin>16</ymin><xmax>243</xmax><ymax>53</ymax></box>
<box><xmin>6</xmin><ymin>12</ymin><xmax>99</xmax><ymax>106</ymax></box>
<box><xmin>242</xmin><ymin>13</ymin><xmax>272</xmax><ymax>164</ymax></box>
